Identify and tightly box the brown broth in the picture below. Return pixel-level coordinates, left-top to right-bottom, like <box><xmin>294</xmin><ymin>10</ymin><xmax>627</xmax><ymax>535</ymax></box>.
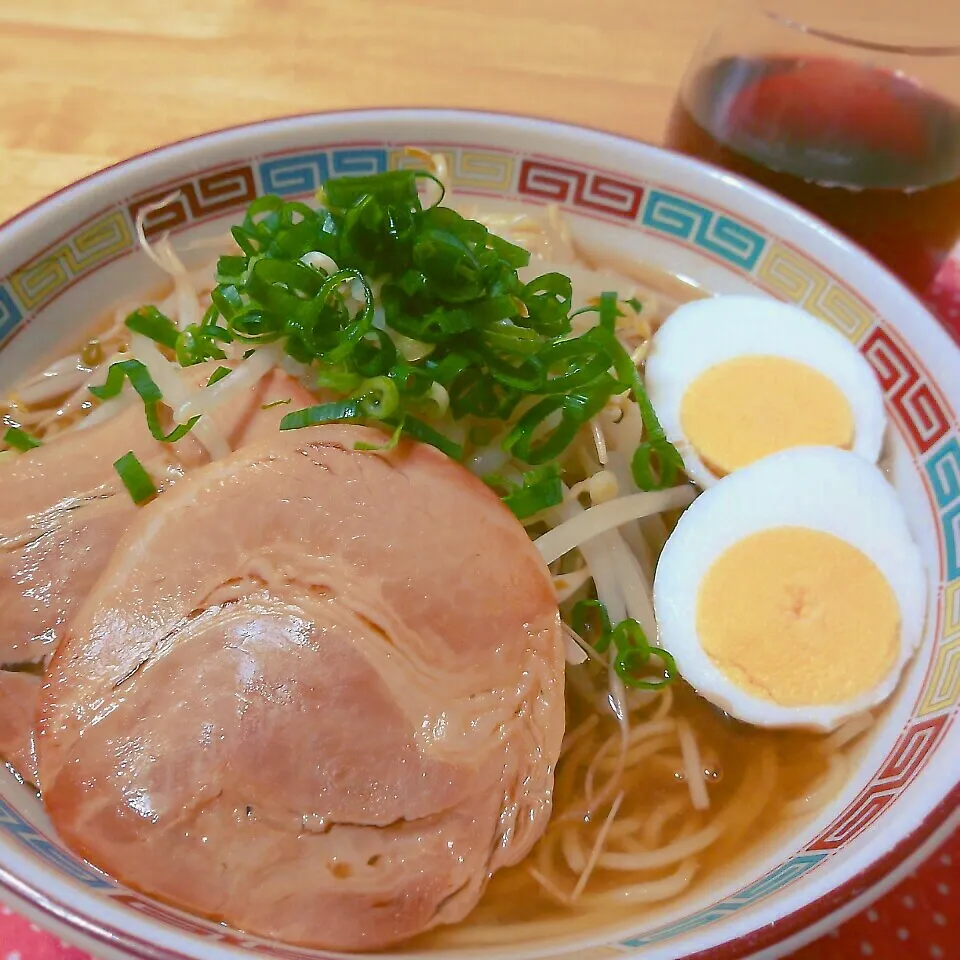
<box><xmin>413</xmin><ymin>682</ymin><xmax>871</xmax><ymax>950</ymax></box>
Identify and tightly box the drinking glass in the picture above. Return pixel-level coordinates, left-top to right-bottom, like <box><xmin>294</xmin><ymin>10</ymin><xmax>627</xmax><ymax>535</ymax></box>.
<box><xmin>664</xmin><ymin>1</ymin><xmax>960</xmax><ymax>293</ymax></box>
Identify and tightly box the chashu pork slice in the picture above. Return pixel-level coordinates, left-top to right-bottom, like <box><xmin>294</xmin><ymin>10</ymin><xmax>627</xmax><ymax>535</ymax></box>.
<box><xmin>0</xmin><ymin>362</ymin><xmax>314</xmax><ymax>781</ymax></box>
<box><xmin>38</xmin><ymin>424</ymin><xmax>564</xmax><ymax>951</ymax></box>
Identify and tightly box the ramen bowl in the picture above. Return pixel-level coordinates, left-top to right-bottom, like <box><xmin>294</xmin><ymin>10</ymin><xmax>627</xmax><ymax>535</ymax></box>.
<box><xmin>0</xmin><ymin>110</ymin><xmax>958</xmax><ymax>960</ymax></box>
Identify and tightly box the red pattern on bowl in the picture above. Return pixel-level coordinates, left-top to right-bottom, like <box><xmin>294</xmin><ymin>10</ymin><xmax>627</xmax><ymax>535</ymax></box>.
<box><xmin>0</xmin><ymin>112</ymin><xmax>958</xmax><ymax>960</ymax></box>
<box><xmin>5</xmin><ymin>252</ymin><xmax>958</xmax><ymax>960</ymax></box>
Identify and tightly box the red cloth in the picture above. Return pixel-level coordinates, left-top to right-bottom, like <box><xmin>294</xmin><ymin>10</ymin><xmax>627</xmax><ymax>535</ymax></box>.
<box><xmin>3</xmin><ymin>260</ymin><xmax>959</xmax><ymax>960</ymax></box>
<box><xmin>790</xmin><ymin>830</ymin><xmax>960</xmax><ymax>960</ymax></box>
<box><xmin>0</xmin><ymin>903</ymin><xmax>90</xmax><ymax>960</ymax></box>
<box><xmin>925</xmin><ymin>256</ymin><xmax>960</xmax><ymax>344</ymax></box>
<box><xmin>0</xmin><ymin>830</ymin><xmax>957</xmax><ymax>957</ymax></box>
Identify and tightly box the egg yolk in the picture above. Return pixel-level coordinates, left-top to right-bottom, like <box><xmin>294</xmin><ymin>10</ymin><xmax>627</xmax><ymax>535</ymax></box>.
<box><xmin>697</xmin><ymin>527</ymin><xmax>900</xmax><ymax>706</ymax></box>
<box><xmin>680</xmin><ymin>356</ymin><xmax>854</xmax><ymax>476</ymax></box>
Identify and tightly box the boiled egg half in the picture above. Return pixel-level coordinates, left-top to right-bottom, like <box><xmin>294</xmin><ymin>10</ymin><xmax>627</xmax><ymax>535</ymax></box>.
<box><xmin>644</xmin><ymin>296</ymin><xmax>886</xmax><ymax>488</ymax></box>
<box><xmin>653</xmin><ymin>446</ymin><xmax>926</xmax><ymax>730</ymax></box>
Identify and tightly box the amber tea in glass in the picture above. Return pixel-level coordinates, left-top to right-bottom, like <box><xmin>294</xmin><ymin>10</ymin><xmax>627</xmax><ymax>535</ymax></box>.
<box><xmin>665</xmin><ymin>8</ymin><xmax>960</xmax><ymax>293</ymax></box>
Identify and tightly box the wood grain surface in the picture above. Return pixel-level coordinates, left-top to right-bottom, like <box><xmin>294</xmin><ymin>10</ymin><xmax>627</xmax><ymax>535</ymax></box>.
<box><xmin>0</xmin><ymin>0</ymin><xmax>724</xmax><ymax>223</ymax></box>
<box><xmin>0</xmin><ymin>0</ymin><xmax>951</xmax><ymax>224</ymax></box>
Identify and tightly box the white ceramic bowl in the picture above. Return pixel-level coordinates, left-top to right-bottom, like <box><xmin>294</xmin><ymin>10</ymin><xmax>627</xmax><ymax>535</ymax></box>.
<box><xmin>0</xmin><ymin>110</ymin><xmax>958</xmax><ymax>960</ymax></box>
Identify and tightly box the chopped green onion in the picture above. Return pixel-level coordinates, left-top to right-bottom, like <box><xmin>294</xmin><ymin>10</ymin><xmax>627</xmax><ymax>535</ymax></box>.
<box><xmin>356</xmin><ymin>376</ymin><xmax>399</xmax><ymax>419</ymax></box>
<box><xmin>571</xmin><ymin>598</ymin><xmax>613</xmax><ymax>652</ymax></box>
<box><xmin>317</xmin><ymin>365</ymin><xmax>363</xmax><ymax>395</ymax></box>
<box><xmin>279</xmin><ymin>398</ymin><xmax>461</xmax><ymax>460</ymax></box>
<box><xmin>570</xmin><ymin>600</ymin><xmax>677</xmax><ymax>689</ymax></box>
<box><xmin>598</xmin><ymin>291</ymin><xmax>620</xmax><ymax>331</ymax></box>
<box><xmin>169</xmin><ymin>303</ymin><xmax>235</xmax><ymax>367</ymax></box>
<box><xmin>175</xmin><ymin>325</ymin><xmax>228</xmax><ymax>367</ymax></box>
<box><xmin>90</xmin><ymin>359</ymin><xmax>200</xmax><ymax>443</ymax></box>
<box><xmin>125</xmin><ymin>306</ymin><xmax>179</xmax><ymax>350</ymax></box>
<box><xmin>488</xmin><ymin>233</ymin><xmax>530</xmax><ymax>269</ymax></box>
<box><xmin>113</xmin><ymin>451</ymin><xmax>157</xmax><ymax>505</ymax></box>
<box><xmin>323</xmin><ymin>168</ymin><xmax>422</xmax><ymax>212</ymax></box>
<box><xmin>534</xmin><ymin>330</ymin><xmax>616</xmax><ymax>395</ymax></box>
<box><xmin>589</xmin><ymin>327</ymin><xmax>684</xmax><ymax>490</ymax></box>
<box><xmin>261</xmin><ymin>398</ymin><xmax>291</xmax><ymax>410</ymax></box>
<box><xmin>207</xmin><ymin>366</ymin><xmax>232</xmax><ymax>386</ymax></box>
<box><xmin>393</xmin><ymin>414</ymin><xmax>462</xmax><ymax>461</ymax></box>
<box><xmin>626</xmin><ymin>296</ymin><xmax>644</xmax><ymax>313</ymax></box>
<box><xmin>522</xmin><ymin>274</ymin><xmax>572</xmax><ymax>336</ymax></box>
<box><xmin>609</xmin><ymin>619</ymin><xmax>677</xmax><ymax>689</ymax></box>
<box><xmin>315</xmin><ymin>269</ymin><xmax>375</xmax><ymax>364</ymax></box>
<box><xmin>488</xmin><ymin>465</ymin><xmax>563</xmax><ymax>520</ymax></box>
<box><xmin>89</xmin><ymin>359</ymin><xmax>157</xmax><ymax>403</ymax></box>
<box><xmin>502</xmin><ymin>376</ymin><xmax>619</xmax><ymax>465</ymax></box>
<box><xmin>354</xmin><ymin>418</ymin><xmax>405</xmax><ymax>453</ymax></box>
<box><xmin>631</xmin><ymin>438</ymin><xmax>685</xmax><ymax>493</ymax></box>
<box><xmin>3</xmin><ymin>427</ymin><xmax>41</xmax><ymax>451</ymax></box>
<box><xmin>190</xmin><ymin>171</ymin><xmax>684</xmax><ymax>503</ymax></box>
<box><xmin>280</xmin><ymin>399</ymin><xmax>362</xmax><ymax>430</ymax></box>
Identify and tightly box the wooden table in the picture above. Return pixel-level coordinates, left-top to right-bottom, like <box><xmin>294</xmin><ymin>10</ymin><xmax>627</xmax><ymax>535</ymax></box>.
<box><xmin>0</xmin><ymin>0</ymin><xmax>731</xmax><ymax>224</ymax></box>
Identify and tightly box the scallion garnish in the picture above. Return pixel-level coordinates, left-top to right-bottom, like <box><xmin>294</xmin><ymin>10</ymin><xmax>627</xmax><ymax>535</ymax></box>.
<box><xmin>571</xmin><ymin>599</ymin><xmax>677</xmax><ymax>689</ymax></box>
<box><xmin>90</xmin><ymin>359</ymin><xmax>200</xmax><ymax>442</ymax></box>
<box><xmin>125</xmin><ymin>306</ymin><xmax>180</xmax><ymax>350</ymax></box>
<box><xmin>125</xmin><ymin>305</ymin><xmax>233</xmax><ymax>368</ymax></box>
<box><xmin>3</xmin><ymin>426</ymin><xmax>41</xmax><ymax>451</ymax></box>
<box><xmin>610</xmin><ymin>619</ymin><xmax>677</xmax><ymax>690</ymax></box>
<box><xmin>353</xmin><ymin>418</ymin><xmax>405</xmax><ymax>453</ymax></box>
<box><xmin>571</xmin><ymin>598</ymin><xmax>613</xmax><ymax>651</ymax></box>
<box><xmin>207</xmin><ymin>366</ymin><xmax>232</xmax><ymax>386</ymax></box>
<box><xmin>123</xmin><ymin>167</ymin><xmax>685</xmax><ymax>517</ymax></box>
<box><xmin>502</xmin><ymin>378</ymin><xmax>619</xmax><ymax>465</ymax></box>
<box><xmin>598</xmin><ymin>290</ymin><xmax>619</xmax><ymax>331</ymax></box>
<box><xmin>356</xmin><ymin>376</ymin><xmax>399</xmax><ymax>419</ymax></box>
<box><xmin>279</xmin><ymin>399</ymin><xmax>362</xmax><ymax>430</ymax></box>
<box><xmin>587</xmin><ymin>325</ymin><xmax>684</xmax><ymax>490</ymax></box>
<box><xmin>113</xmin><ymin>451</ymin><xmax>157</xmax><ymax>504</ymax></box>
<box><xmin>391</xmin><ymin>414</ymin><xmax>463</xmax><ymax>461</ymax></box>
<box><xmin>487</xmin><ymin>464</ymin><xmax>563</xmax><ymax>520</ymax></box>
<box><xmin>174</xmin><ymin>325</ymin><xmax>229</xmax><ymax>367</ymax></box>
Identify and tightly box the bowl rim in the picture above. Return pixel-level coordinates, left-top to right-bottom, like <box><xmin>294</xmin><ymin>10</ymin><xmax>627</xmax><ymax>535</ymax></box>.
<box><xmin>0</xmin><ymin>106</ymin><xmax>957</xmax><ymax>960</ymax></box>
<box><xmin>2</xmin><ymin>781</ymin><xmax>957</xmax><ymax>960</ymax></box>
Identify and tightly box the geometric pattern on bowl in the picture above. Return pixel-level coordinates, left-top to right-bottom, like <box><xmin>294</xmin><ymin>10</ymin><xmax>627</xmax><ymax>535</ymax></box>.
<box><xmin>0</xmin><ymin>137</ymin><xmax>956</xmax><ymax>959</ymax></box>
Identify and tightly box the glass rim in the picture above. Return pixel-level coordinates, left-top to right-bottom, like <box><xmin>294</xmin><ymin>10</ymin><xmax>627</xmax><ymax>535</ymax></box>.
<box><xmin>762</xmin><ymin>9</ymin><xmax>960</xmax><ymax>57</ymax></box>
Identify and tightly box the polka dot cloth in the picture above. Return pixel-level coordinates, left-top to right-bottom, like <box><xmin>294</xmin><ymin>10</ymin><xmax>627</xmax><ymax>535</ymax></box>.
<box><xmin>790</xmin><ymin>831</ymin><xmax>960</xmax><ymax>960</ymax></box>
<box><xmin>1</xmin><ymin>256</ymin><xmax>959</xmax><ymax>959</ymax></box>
<box><xmin>0</xmin><ymin>901</ymin><xmax>89</xmax><ymax>960</ymax></box>
<box><xmin>925</xmin><ymin>255</ymin><xmax>960</xmax><ymax>344</ymax></box>
<box><xmin>1</xmin><ymin>836</ymin><xmax>957</xmax><ymax>958</ymax></box>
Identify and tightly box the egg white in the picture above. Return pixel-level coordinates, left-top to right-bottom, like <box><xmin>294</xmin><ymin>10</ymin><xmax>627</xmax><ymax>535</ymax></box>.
<box><xmin>652</xmin><ymin>446</ymin><xmax>927</xmax><ymax>731</ymax></box>
<box><xmin>644</xmin><ymin>296</ymin><xmax>887</xmax><ymax>488</ymax></box>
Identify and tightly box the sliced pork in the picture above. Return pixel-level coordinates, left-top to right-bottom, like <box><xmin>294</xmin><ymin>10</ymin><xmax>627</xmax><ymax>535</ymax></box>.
<box><xmin>0</xmin><ymin>363</ymin><xmax>313</xmax><ymax>781</ymax></box>
<box><xmin>0</xmin><ymin>671</ymin><xmax>41</xmax><ymax>782</ymax></box>
<box><xmin>37</xmin><ymin>425</ymin><xmax>564</xmax><ymax>950</ymax></box>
